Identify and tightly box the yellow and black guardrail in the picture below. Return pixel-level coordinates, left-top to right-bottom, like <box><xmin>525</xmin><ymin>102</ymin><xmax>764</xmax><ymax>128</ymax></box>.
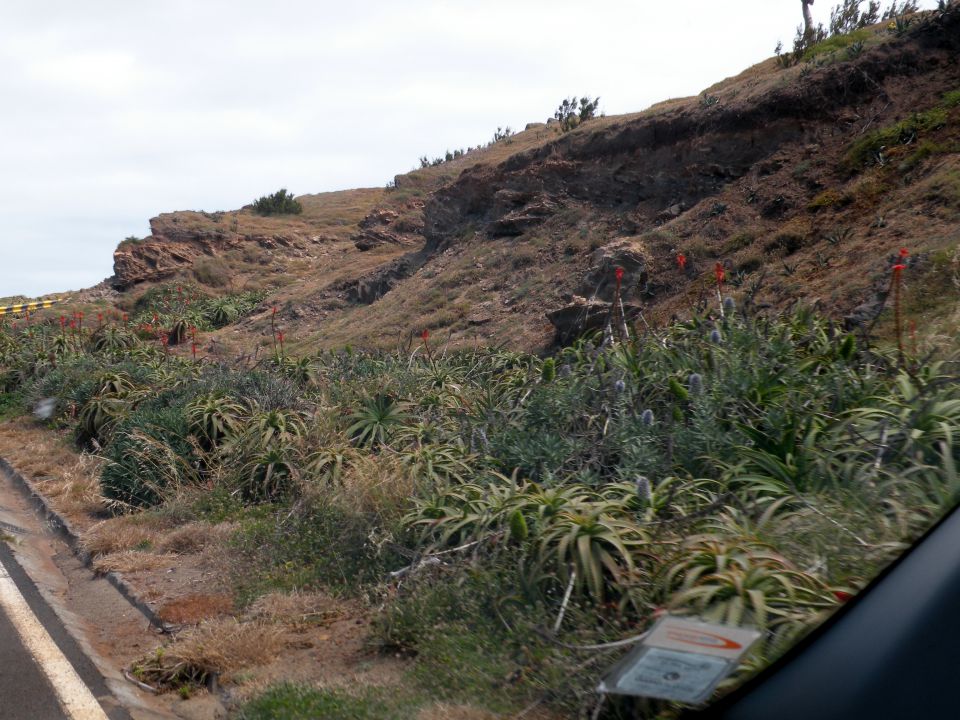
<box><xmin>0</xmin><ymin>298</ymin><xmax>60</xmax><ymax>317</ymax></box>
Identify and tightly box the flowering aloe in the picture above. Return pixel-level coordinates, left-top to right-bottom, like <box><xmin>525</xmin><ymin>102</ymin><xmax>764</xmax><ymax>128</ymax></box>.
<box><xmin>677</xmin><ymin>252</ymin><xmax>687</xmax><ymax>271</ymax></box>
<box><xmin>421</xmin><ymin>328</ymin><xmax>433</xmax><ymax>362</ymax></box>
<box><xmin>715</xmin><ymin>262</ymin><xmax>726</xmax><ymax>316</ymax></box>
<box><xmin>892</xmin><ymin>251</ymin><xmax>908</xmax><ymax>363</ymax></box>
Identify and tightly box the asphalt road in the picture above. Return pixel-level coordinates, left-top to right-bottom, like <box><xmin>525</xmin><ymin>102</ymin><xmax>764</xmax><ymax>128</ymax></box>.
<box><xmin>0</xmin><ymin>540</ymin><xmax>124</xmax><ymax>720</ymax></box>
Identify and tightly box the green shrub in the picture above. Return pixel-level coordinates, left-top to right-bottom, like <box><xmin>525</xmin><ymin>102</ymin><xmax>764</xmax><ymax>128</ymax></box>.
<box><xmin>100</xmin><ymin>398</ymin><xmax>196</xmax><ymax>508</ymax></box>
<box><xmin>377</xmin><ymin>562</ymin><xmax>622</xmax><ymax>715</ymax></box>
<box><xmin>0</xmin><ymin>392</ymin><xmax>22</xmax><ymax>421</ymax></box>
<box><xmin>238</xmin><ymin>684</ymin><xmax>399</xmax><ymax>720</ymax></box>
<box><xmin>943</xmin><ymin>89</ymin><xmax>960</xmax><ymax>108</ymax></box>
<box><xmin>251</xmin><ymin>189</ymin><xmax>303</xmax><ymax>216</ymax></box>
<box><xmin>802</xmin><ymin>28</ymin><xmax>871</xmax><ymax>62</ymax></box>
<box><xmin>230</xmin><ymin>500</ymin><xmax>400</xmax><ymax>602</ymax></box>
<box><xmin>845</xmin><ymin>108</ymin><xmax>950</xmax><ymax>170</ymax></box>
<box><xmin>723</xmin><ymin>232</ymin><xmax>755</xmax><ymax>253</ymax></box>
<box><xmin>808</xmin><ymin>188</ymin><xmax>850</xmax><ymax>210</ymax></box>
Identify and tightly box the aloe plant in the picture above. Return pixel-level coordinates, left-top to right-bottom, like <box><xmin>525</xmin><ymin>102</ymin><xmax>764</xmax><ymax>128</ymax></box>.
<box><xmin>186</xmin><ymin>392</ymin><xmax>246</xmax><ymax>448</ymax></box>
<box><xmin>346</xmin><ymin>394</ymin><xmax>408</xmax><ymax>448</ymax></box>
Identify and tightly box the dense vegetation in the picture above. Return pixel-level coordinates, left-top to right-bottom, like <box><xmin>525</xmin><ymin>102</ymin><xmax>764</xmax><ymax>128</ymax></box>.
<box><xmin>1</xmin><ymin>282</ymin><xmax>958</xmax><ymax>717</ymax></box>
<box><xmin>251</xmin><ymin>188</ymin><xmax>303</xmax><ymax>216</ymax></box>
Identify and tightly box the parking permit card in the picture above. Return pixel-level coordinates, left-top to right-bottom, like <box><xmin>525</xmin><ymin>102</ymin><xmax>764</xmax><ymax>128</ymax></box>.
<box><xmin>598</xmin><ymin>617</ymin><xmax>761</xmax><ymax>704</ymax></box>
<box><xmin>613</xmin><ymin>647</ymin><xmax>730</xmax><ymax>703</ymax></box>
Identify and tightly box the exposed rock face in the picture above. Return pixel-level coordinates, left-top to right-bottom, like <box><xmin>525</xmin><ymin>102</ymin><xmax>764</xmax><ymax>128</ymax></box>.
<box><xmin>581</xmin><ymin>238</ymin><xmax>649</xmax><ymax>302</ymax></box>
<box><xmin>546</xmin><ymin>296</ymin><xmax>642</xmax><ymax>345</ymax></box>
<box><xmin>352</xmin><ymin>204</ymin><xmax>424</xmax><ymax>251</ymax></box>
<box><xmin>344</xmin><ymin>251</ymin><xmax>428</xmax><ymax>304</ymax></box>
<box><xmin>111</xmin><ymin>213</ymin><xmax>324</xmax><ymax>290</ymax></box>
<box><xmin>420</xmin><ymin>22</ymin><xmax>960</xmax><ymax>256</ymax></box>
<box><xmin>112</xmin><ymin>214</ymin><xmax>245</xmax><ymax>290</ymax></box>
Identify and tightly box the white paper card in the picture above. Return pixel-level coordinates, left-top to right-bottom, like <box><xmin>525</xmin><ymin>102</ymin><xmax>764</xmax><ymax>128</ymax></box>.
<box><xmin>609</xmin><ymin>647</ymin><xmax>730</xmax><ymax>703</ymax></box>
<box><xmin>598</xmin><ymin>617</ymin><xmax>762</xmax><ymax>703</ymax></box>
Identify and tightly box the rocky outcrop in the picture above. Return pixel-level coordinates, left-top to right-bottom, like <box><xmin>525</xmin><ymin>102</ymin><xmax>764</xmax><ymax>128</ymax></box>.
<box><xmin>344</xmin><ymin>250</ymin><xmax>429</xmax><ymax>304</ymax></box>
<box><xmin>546</xmin><ymin>296</ymin><xmax>642</xmax><ymax>345</ymax></box>
<box><xmin>112</xmin><ymin>214</ymin><xmax>245</xmax><ymax>289</ymax></box>
<box><xmin>111</xmin><ymin>213</ymin><xmax>324</xmax><ymax>290</ymax></box>
<box><xmin>352</xmin><ymin>204</ymin><xmax>424</xmax><ymax>251</ymax></box>
<box><xmin>581</xmin><ymin>238</ymin><xmax>649</xmax><ymax>302</ymax></box>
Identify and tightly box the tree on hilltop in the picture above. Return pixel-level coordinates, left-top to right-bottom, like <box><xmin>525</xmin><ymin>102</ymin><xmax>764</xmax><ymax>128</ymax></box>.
<box><xmin>554</xmin><ymin>96</ymin><xmax>600</xmax><ymax>132</ymax></box>
<box><xmin>802</xmin><ymin>0</ymin><xmax>816</xmax><ymax>36</ymax></box>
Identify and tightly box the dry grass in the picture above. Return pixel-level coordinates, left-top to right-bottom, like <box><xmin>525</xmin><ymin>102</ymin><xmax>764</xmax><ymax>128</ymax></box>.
<box><xmin>245</xmin><ymin>591</ymin><xmax>345</xmax><ymax>629</ymax></box>
<box><xmin>0</xmin><ymin>424</ymin><xmax>106</xmax><ymax>517</ymax></box>
<box><xmin>135</xmin><ymin>619</ymin><xmax>284</xmax><ymax>688</ymax></box>
<box><xmin>157</xmin><ymin>521</ymin><xmax>234</xmax><ymax>554</ymax></box>
<box><xmin>91</xmin><ymin>550</ymin><xmax>179</xmax><ymax>575</ymax></box>
<box><xmin>327</xmin><ymin>454</ymin><xmax>415</xmax><ymax>520</ymax></box>
<box><xmin>177</xmin><ymin>619</ymin><xmax>283</xmax><ymax>673</ymax></box>
<box><xmin>81</xmin><ymin>518</ymin><xmax>163</xmax><ymax>556</ymax></box>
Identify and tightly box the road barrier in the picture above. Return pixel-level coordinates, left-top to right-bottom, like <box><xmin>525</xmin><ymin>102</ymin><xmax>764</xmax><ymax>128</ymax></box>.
<box><xmin>0</xmin><ymin>299</ymin><xmax>60</xmax><ymax>317</ymax></box>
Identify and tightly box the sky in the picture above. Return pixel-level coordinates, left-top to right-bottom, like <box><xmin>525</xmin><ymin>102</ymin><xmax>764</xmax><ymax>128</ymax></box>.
<box><xmin>0</xmin><ymin>0</ymin><xmax>939</xmax><ymax>298</ymax></box>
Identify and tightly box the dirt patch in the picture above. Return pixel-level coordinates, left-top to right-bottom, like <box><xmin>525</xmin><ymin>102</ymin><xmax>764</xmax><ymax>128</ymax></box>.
<box><xmin>158</xmin><ymin>593</ymin><xmax>235</xmax><ymax>626</ymax></box>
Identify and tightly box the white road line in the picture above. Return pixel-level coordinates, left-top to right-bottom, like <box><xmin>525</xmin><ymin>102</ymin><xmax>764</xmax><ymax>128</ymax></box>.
<box><xmin>0</xmin><ymin>561</ymin><xmax>109</xmax><ymax>720</ymax></box>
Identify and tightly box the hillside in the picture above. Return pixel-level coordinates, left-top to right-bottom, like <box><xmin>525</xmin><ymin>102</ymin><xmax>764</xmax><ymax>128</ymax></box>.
<box><xmin>2</xmin><ymin>7</ymin><xmax>960</xmax><ymax>720</ymax></box>
<box><xmin>98</xmin><ymin>10</ymin><xmax>960</xmax><ymax>357</ymax></box>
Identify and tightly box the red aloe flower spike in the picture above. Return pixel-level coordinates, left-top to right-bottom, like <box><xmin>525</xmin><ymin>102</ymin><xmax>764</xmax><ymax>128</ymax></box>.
<box><xmin>891</xmin><ymin>260</ymin><xmax>908</xmax><ymax>364</ymax></box>
<box><xmin>615</xmin><ymin>267</ymin><xmax>624</xmax><ymax>284</ymax></box>
<box><xmin>122</xmin><ymin>312</ymin><xmax>128</xmax><ymax>324</ymax></box>
<box><xmin>677</xmin><ymin>252</ymin><xmax>687</xmax><ymax>271</ymax></box>
<box><xmin>714</xmin><ymin>262</ymin><xmax>725</xmax><ymax>285</ymax></box>
<box><xmin>191</xmin><ymin>342</ymin><xmax>198</xmax><ymax>360</ymax></box>
<box><xmin>899</xmin><ymin>247</ymin><xmax>909</xmax><ymax>258</ymax></box>
<box><xmin>420</xmin><ymin>328</ymin><xmax>433</xmax><ymax>362</ymax></box>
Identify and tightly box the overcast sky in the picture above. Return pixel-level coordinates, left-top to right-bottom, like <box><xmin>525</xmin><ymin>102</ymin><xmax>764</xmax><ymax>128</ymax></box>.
<box><xmin>0</xmin><ymin>0</ymin><xmax>938</xmax><ymax>298</ymax></box>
